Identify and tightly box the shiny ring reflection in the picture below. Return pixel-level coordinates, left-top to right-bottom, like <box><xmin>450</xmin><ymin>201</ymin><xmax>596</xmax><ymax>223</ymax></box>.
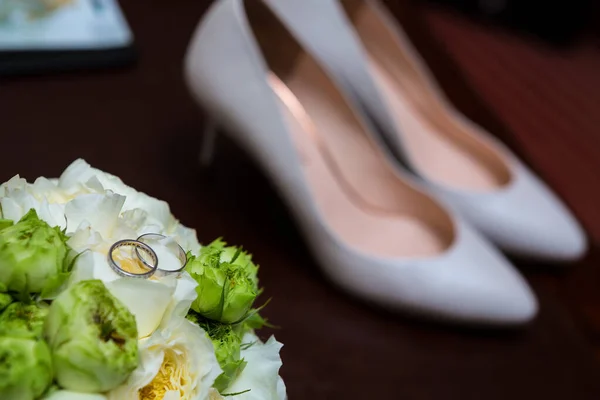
<box><xmin>108</xmin><ymin>239</ymin><xmax>159</xmax><ymax>279</ymax></box>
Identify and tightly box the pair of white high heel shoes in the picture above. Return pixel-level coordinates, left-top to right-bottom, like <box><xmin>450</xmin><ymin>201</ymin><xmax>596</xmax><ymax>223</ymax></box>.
<box><xmin>184</xmin><ymin>0</ymin><xmax>587</xmax><ymax>326</ymax></box>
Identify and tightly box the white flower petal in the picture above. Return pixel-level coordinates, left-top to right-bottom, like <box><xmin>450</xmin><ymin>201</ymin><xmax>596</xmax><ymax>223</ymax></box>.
<box><xmin>58</xmin><ymin>159</ymin><xmax>110</xmax><ymax>193</ymax></box>
<box><xmin>36</xmin><ymin>200</ymin><xmax>66</xmax><ymax>229</ymax></box>
<box><xmin>0</xmin><ymin>175</ymin><xmax>26</xmax><ymax>193</ymax></box>
<box><xmin>108</xmin><ymin>334</ymin><xmax>166</xmax><ymax>399</ymax></box>
<box><xmin>161</xmin><ymin>272</ymin><xmax>198</xmax><ymax>327</ymax></box>
<box><xmin>105</xmin><ymin>278</ymin><xmax>176</xmax><ymax>339</ymax></box>
<box><xmin>0</xmin><ymin>180</ymin><xmax>65</xmax><ymax>227</ymax></box>
<box><xmin>43</xmin><ymin>390</ymin><xmax>107</xmax><ymax>400</ymax></box>
<box><xmin>59</xmin><ymin>159</ymin><xmax>175</xmax><ymax>229</ymax></box>
<box><xmin>32</xmin><ymin>177</ymin><xmax>66</xmax><ymax>203</ymax></box>
<box><xmin>164</xmin><ymin>391</ymin><xmax>180</xmax><ymax>400</ymax></box>
<box><xmin>64</xmin><ymin>192</ymin><xmax>125</xmax><ymax>237</ymax></box>
<box><xmin>276</xmin><ymin>375</ymin><xmax>287</xmax><ymax>400</ymax></box>
<box><xmin>67</xmin><ymin>222</ymin><xmax>106</xmax><ymax>253</ymax></box>
<box><xmin>178</xmin><ymin>320</ymin><xmax>222</xmax><ymax>400</ymax></box>
<box><xmin>226</xmin><ymin>333</ymin><xmax>285</xmax><ymax>400</ymax></box>
<box><xmin>173</xmin><ymin>224</ymin><xmax>201</xmax><ymax>256</ymax></box>
<box><xmin>209</xmin><ymin>388</ymin><xmax>225</xmax><ymax>400</ymax></box>
<box><xmin>124</xmin><ymin>193</ymin><xmax>174</xmax><ymax>230</ymax></box>
<box><xmin>67</xmin><ymin>252</ymin><xmax>97</xmax><ymax>285</ymax></box>
<box><xmin>91</xmin><ymin>251</ymin><xmax>121</xmax><ymax>282</ymax></box>
<box><xmin>0</xmin><ymin>196</ymin><xmax>24</xmax><ymax>221</ymax></box>
<box><xmin>85</xmin><ymin>176</ymin><xmax>106</xmax><ymax>193</ymax></box>
<box><xmin>121</xmin><ymin>209</ymin><xmax>150</xmax><ymax>231</ymax></box>
<box><xmin>151</xmin><ymin>237</ymin><xmax>184</xmax><ymax>272</ymax></box>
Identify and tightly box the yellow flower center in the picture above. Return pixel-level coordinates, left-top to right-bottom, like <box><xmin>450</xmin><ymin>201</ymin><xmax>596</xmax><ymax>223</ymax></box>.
<box><xmin>114</xmin><ymin>252</ymin><xmax>161</xmax><ymax>281</ymax></box>
<box><xmin>139</xmin><ymin>348</ymin><xmax>190</xmax><ymax>399</ymax></box>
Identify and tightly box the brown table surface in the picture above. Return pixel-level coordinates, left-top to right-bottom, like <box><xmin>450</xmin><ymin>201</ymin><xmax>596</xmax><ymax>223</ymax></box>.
<box><xmin>2</xmin><ymin>1</ymin><xmax>600</xmax><ymax>398</ymax></box>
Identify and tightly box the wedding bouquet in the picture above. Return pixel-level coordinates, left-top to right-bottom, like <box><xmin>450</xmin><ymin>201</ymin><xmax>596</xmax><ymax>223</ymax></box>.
<box><xmin>0</xmin><ymin>159</ymin><xmax>285</xmax><ymax>400</ymax></box>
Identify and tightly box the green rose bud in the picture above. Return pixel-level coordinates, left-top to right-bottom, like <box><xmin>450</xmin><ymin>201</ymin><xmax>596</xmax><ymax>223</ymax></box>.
<box><xmin>0</xmin><ymin>209</ymin><xmax>69</xmax><ymax>294</ymax></box>
<box><xmin>0</xmin><ymin>337</ymin><xmax>53</xmax><ymax>400</ymax></box>
<box><xmin>0</xmin><ymin>293</ymin><xmax>12</xmax><ymax>312</ymax></box>
<box><xmin>0</xmin><ymin>302</ymin><xmax>49</xmax><ymax>339</ymax></box>
<box><xmin>187</xmin><ymin>239</ymin><xmax>260</xmax><ymax>324</ymax></box>
<box><xmin>0</xmin><ymin>282</ymin><xmax>11</xmax><ymax>312</ymax></box>
<box><xmin>44</xmin><ymin>279</ymin><xmax>139</xmax><ymax>393</ymax></box>
<box><xmin>0</xmin><ymin>219</ymin><xmax>13</xmax><ymax>231</ymax></box>
<box><xmin>189</xmin><ymin>313</ymin><xmax>247</xmax><ymax>393</ymax></box>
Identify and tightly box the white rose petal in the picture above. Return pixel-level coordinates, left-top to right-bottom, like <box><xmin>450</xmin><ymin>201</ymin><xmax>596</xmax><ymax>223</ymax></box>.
<box><xmin>67</xmin><ymin>251</ymin><xmax>97</xmax><ymax>285</ymax></box>
<box><xmin>227</xmin><ymin>333</ymin><xmax>286</xmax><ymax>400</ymax></box>
<box><xmin>105</xmin><ymin>278</ymin><xmax>176</xmax><ymax>339</ymax></box>
<box><xmin>0</xmin><ymin>175</ymin><xmax>26</xmax><ymax>194</ymax></box>
<box><xmin>148</xmin><ymin>237</ymin><xmax>184</xmax><ymax>272</ymax></box>
<box><xmin>32</xmin><ymin>177</ymin><xmax>67</xmax><ymax>203</ymax></box>
<box><xmin>0</xmin><ymin>177</ymin><xmax>65</xmax><ymax>227</ymax></box>
<box><xmin>64</xmin><ymin>192</ymin><xmax>125</xmax><ymax>237</ymax></box>
<box><xmin>59</xmin><ymin>159</ymin><xmax>175</xmax><ymax>229</ymax></box>
<box><xmin>67</xmin><ymin>222</ymin><xmax>107</xmax><ymax>254</ymax></box>
<box><xmin>161</xmin><ymin>271</ymin><xmax>199</xmax><ymax>326</ymax></box>
<box><xmin>0</xmin><ymin>196</ymin><xmax>25</xmax><ymax>221</ymax></box>
<box><xmin>43</xmin><ymin>391</ymin><xmax>107</xmax><ymax>400</ymax></box>
<box><xmin>173</xmin><ymin>224</ymin><xmax>201</xmax><ymax>257</ymax></box>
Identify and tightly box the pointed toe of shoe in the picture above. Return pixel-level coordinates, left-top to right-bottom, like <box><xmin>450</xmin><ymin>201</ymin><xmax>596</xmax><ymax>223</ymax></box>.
<box><xmin>452</xmin><ymin>269</ymin><xmax>538</xmax><ymax>326</ymax></box>
<box><xmin>329</xmin><ymin>222</ymin><xmax>538</xmax><ymax>326</ymax></box>
<box><xmin>433</xmin><ymin>163</ymin><xmax>588</xmax><ymax>263</ymax></box>
<box><xmin>502</xmin><ymin>209</ymin><xmax>587</xmax><ymax>262</ymax></box>
<box><xmin>480</xmin><ymin>187</ymin><xmax>587</xmax><ymax>263</ymax></box>
<box><xmin>421</xmin><ymin>229</ymin><xmax>538</xmax><ymax>325</ymax></box>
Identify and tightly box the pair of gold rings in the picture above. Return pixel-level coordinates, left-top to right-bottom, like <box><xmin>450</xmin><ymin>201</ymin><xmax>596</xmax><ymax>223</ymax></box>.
<box><xmin>107</xmin><ymin>233</ymin><xmax>187</xmax><ymax>279</ymax></box>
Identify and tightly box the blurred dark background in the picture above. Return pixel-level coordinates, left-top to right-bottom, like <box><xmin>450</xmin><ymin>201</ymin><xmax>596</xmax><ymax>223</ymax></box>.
<box><xmin>425</xmin><ymin>0</ymin><xmax>597</xmax><ymax>45</ymax></box>
<box><xmin>1</xmin><ymin>0</ymin><xmax>600</xmax><ymax>398</ymax></box>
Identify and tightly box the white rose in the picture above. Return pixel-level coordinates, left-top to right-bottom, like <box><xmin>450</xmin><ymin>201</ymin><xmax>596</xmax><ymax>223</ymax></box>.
<box><xmin>107</xmin><ymin>316</ymin><xmax>222</xmax><ymax>400</ymax></box>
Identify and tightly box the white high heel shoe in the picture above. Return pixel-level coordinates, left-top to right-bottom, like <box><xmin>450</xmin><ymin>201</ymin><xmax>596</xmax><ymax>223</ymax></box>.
<box><xmin>184</xmin><ymin>0</ymin><xmax>537</xmax><ymax>325</ymax></box>
<box><xmin>266</xmin><ymin>0</ymin><xmax>588</xmax><ymax>263</ymax></box>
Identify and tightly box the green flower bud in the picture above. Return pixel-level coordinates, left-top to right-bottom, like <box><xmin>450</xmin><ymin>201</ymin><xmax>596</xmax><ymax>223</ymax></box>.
<box><xmin>0</xmin><ymin>219</ymin><xmax>13</xmax><ymax>231</ymax></box>
<box><xmin>0</xmin><ymin>209</ymin><xmax>69</xmax><ymax>294</ymax></box>
<box><xmin>44</xmin><ymin>279</ymin><xmax>139</xmax><ymax>393</ymax></box>
<box><xmin>187</xmin><ymin>239</ymin><xmax>259</xmax><ymax>324</ymax></box>
<box><xmin>0</xmin><ymin>302</ymin><xmax>49</xmax><ymax>339</ymax></box>
<box><xmin>0</xmin><ymin>293</ymin><xmax>12</xmax><ymax>312</ymax></box>
<box><xmin>0</xmin><ymin>282</ymin><xmax>11</xmax><ymax>312</ymax></box>
<box><xmin>0</xmin><ymin>337</ymin><xmax>53</xmax><ymax>400</ymax></box>
<box><xmin>192</xmin><ymin>314</ymin><xmax>247</xmax><ymax>393</ymax></box>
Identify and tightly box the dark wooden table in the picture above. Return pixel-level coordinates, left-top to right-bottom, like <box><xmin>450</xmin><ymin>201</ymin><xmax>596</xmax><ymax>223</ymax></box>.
<box><xmin>2</xmin><ymin>1</ymin><xmax>600</xmax><ymax>398</ymax></box>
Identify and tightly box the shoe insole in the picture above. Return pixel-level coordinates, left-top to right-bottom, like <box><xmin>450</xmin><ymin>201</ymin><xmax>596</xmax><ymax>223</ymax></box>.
<box><xmin>353</xmin><ymin>4</ymin><xmax>511</xmax><ymax>191</ymax></box>
<box><xmin>268</xmin><ymin>56</ymin><xmax>453</xmax><ymax>258</ymax></box>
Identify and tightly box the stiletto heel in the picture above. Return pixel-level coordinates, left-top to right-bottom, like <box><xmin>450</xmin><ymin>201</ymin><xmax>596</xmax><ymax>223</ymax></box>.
<box><xmin>199</xmin><ymin>118</ymin><xmax>218</xmax><ymax>167</ymax></box>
